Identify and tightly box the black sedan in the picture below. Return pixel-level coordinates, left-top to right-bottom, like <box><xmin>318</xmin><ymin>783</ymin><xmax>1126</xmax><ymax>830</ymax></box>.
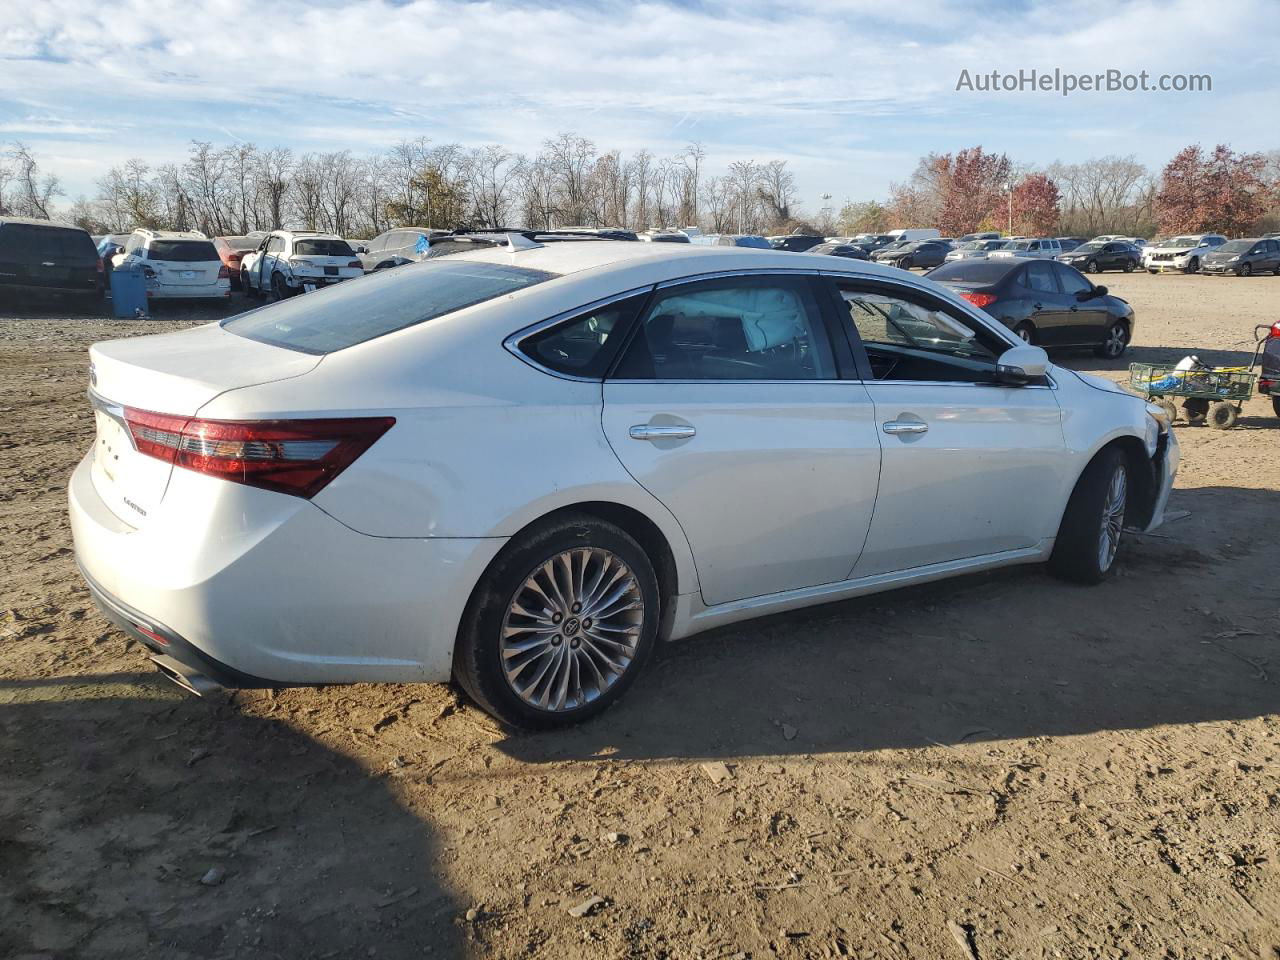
<box><xmin>871</xmin><ymin>239</ymin><xmax>953</xmax><ymax>270</ymax></box>
<box><xmin>926</xmin><ymin>258</ymin><xmax>1135</xmax><ymax>359</ymax></box>
<box><xmin>807</xmin><ymin>241</ymin><xmax>870</xmax><ymax>260</ymax></box>
<box><xmin>770</xmin><ymin>234</ymin><xmax>825</xmax><ymax>252</ymax></box>
<box><xmin>1055</xmin><ymin>240</ymin><xmax>1140</xmax><ymax>274</ymax></box>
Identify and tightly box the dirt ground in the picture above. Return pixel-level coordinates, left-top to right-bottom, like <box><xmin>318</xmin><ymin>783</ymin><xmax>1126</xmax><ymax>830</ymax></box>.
<box><xmin>2</xmin><ymin>273</ymin><xmax>1279</xmax><ymax>960</ymax></box>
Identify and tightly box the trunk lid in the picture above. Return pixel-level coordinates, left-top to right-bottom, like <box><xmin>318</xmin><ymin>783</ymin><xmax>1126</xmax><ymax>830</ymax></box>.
<box><xmin>151</xmin><ymin>258</ymin><xmax>222</xmax><ymax>285</ymax></box>
<box><xmin>87</xmin><ymin>322</ymin><xmax>322</xmax><ymax>528</ymax></box>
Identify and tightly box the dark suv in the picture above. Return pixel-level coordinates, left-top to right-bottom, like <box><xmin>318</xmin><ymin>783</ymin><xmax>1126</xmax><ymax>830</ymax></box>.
<box><xmin>0</xmin><ymin>217</ymin><xmax>101</xmax><ymax>307</ymax></box>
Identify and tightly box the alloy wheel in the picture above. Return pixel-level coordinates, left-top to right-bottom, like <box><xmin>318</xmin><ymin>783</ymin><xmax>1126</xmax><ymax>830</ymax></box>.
<box><xmin>499</xmin><ymin>548</ymin><xmax>644</xmax><ymax>712</ymax></box>
<box><xmin>1097</xmin><ymin>465</ymin><xmax>1127</xmax><ymax>572</ymax></box>
<box><xmin>1102</xmin><ymin>323</ymin><xmax>1128</xmax><ymax>358</ymax></box>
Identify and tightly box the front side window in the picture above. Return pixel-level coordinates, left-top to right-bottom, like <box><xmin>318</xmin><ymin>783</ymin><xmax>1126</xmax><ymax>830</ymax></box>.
<box><xmin>612</xmin><ymin>277</ymin><xmax>835</xmax><ymax>380</ymax></box>
<box><xmin>1054</xmin><ymin>264</ymin><xmax>1094</xmax><ymax>295</ymax></box>
<box><xmin>517</xmin><ymin>293</ymin><xmax>648</xmax><ymax>379</ymax></box>
<box><xmin>266</xmin><ymin>236</ymin><xmax>284</xmax><ymax>253</ymax></box>
<box><xmin>836</xmin><ymin>283</ymin><xmax>1006</xmax><ymax>383</ymax></box>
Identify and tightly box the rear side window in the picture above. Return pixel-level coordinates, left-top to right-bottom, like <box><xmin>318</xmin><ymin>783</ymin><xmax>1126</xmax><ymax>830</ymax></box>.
<box><xmin>517</xmin><ymin>293</ymin><xmax>648</xmax><ymax>379</ymax></box>
<box><xmin>293</xmin><ymin>238</ymin><xmax>354</xmax><ymax>257</ymax></box>
<box><xmin>224</xmin><ymin>260</ymin><xmax>559</xmax><ymax>354</ymax></box>
<box><xmin>1023</xmin><ymin>261</ymin><xmax>1059</xmax><ymax>294</ymax></box>
<box><xmin>611</xmin><ymin>276</ymin><xmax>835</xmax><ymax>381</ymax></box>
<box><xmin>149</xmin><ymin>240</ymin><xmax>219</xmax><ymax>262</ymax></box>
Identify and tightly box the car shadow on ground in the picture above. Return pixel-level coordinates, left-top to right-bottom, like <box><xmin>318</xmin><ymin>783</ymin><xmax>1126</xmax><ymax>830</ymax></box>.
<box><xmin>0</xmin><ymin>678</ymin><xmax>463</xmax><ymax>959</ymax></box>
<box><xmin>497</xmin><ymin>486</ymin><xmax>1280</xmax><ymax>766</ymax></box>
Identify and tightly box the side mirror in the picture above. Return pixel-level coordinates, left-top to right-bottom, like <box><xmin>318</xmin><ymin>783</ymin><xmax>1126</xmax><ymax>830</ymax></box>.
<box><xmin>1094</xmin><ymin>285</ymin><xmax>1107</xmax><ymax>297</ymax></box>
<box><xmin>355</xmin><ymin>245</ymin><xmax>368</xmax><ymax>254</ymax></box>
<box><xmin>994</xmin><ymin>344</ymin><xmax>1049</xmax><ymax>385</ymax></box>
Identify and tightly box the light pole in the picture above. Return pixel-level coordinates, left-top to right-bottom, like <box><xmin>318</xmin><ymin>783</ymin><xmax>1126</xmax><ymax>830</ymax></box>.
<box><xmin>1005</xmin><ymin>180</ymin><xmax>1014</xmax><ymax>235</ymax></box>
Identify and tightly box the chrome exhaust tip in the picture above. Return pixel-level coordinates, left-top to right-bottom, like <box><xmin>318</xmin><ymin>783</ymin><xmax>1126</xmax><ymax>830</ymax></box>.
<box><xmin>151</xmin><ymin>654</ymin><xmax>222</xmax><ymax>697</ymax></box>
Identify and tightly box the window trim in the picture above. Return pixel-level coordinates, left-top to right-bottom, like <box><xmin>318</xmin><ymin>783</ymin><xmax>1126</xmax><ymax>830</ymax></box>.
<box><xmin>606</xmin><ymin>271</ymin><xmax>846</xmax><ymax>384</ymax></box>
<box><xmin>505</xmin><ymin>285</ymin><xmax>655</xmax><ymax>382</ymax></box>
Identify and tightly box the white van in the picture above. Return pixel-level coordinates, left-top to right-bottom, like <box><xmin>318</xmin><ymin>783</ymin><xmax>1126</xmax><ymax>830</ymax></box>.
<box><xmin>886</xmin><ymin>228</ymin><xmax>941</xmax><ymax>242</ymax></box>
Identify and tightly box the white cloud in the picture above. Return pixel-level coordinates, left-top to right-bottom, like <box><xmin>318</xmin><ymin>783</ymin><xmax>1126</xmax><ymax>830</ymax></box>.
<box><xmin>0</xmin><ymin>0</ymin><xmax>1275</xmax><ymax>207</ymax></box>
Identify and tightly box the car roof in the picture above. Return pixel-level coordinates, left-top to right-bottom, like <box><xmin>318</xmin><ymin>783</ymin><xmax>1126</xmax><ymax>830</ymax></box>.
<box><xmin>139</xmin><ymin>230</ymin><xmax>209</xmax><ymax>241</ymax></box>
<box><xmin>438</xmin><ymin>238</ymin><xmax>955</xmax><ymax>287</ymax></box>
<box><xmin>0</xmin><ymin>215</ymin><xmax>85</xmax><ymax>230</ymax></box>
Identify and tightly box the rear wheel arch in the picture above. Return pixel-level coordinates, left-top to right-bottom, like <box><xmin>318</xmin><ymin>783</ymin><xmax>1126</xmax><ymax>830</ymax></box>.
<box><xmin>471</xmin><ymin>501</ymin><xmax>683</xmax><ymax>643</ymax></box>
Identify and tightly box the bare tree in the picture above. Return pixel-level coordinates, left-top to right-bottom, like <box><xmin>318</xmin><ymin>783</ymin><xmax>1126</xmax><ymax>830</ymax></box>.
<box><xmin>5</xmin><ymin>143</ymin><xmax>62</xmax><ymax>218</ymax></box>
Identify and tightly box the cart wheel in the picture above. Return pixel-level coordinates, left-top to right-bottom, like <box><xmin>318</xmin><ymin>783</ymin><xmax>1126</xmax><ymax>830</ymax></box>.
<box><xmin>1208</xmin><ymin>401</ymin><xmax>1238</xmax><ymax>430</ymax></box>
<box><xmin>1159</xmin><ymin>399</ymin><xmax>1178</xmax><ymax>423</ymax></box>
<box><xmin>1183</xmin><ymin>398</ymin><xmax>1209</xmax><ymax>425</ymax></box>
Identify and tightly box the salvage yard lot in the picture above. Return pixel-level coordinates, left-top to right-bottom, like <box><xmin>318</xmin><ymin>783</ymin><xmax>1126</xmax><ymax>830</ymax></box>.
<box><xmin>2</xmin><ymin>272</ymin><xmax>1279</xmax><ymax>959</ymax></box>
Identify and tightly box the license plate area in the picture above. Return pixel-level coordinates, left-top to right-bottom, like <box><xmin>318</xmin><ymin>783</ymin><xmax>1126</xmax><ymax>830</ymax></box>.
<box><xmin>324</xmin><ymin>266</ymin><xmax>338</xmax><ymax>276</ymax></box>
<box><xmin>181</xmin><ymin>270</ymin><xmax>196</xmax><ymax>279</ymax></box>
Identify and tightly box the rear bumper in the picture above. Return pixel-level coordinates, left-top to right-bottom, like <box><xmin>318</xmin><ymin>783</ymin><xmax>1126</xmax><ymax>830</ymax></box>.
<box><xmin>287</xmin><ymin>274</ymin><xmax>360</xmax><ymax>289</ymax></box>
<box><xmin>148</xmin><ymin>283</ymin><xmax>231</xmax><ymax>299</ymax></box>
<box><xmin>69</xmin><ymin>452</ymin><xmax>507</xmax><ymax>686</ymax></box>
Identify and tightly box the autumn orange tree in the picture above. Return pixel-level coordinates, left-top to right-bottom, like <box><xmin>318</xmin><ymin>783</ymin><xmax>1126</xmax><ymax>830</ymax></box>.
<box><xmin>1156</xmin><ymin>144</ymin><xmax>1273</xmax><ymax>236</ymax></box>
<box><xmin>1009</xmin><ymin>174</ymin><xmax>1062</xmax><ymax>235</ymax></box>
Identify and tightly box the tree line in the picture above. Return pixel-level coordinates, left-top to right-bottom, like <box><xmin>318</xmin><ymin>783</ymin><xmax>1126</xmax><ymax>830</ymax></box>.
<box><xmin>2</xmin><ymin>137</ymin><xmax>1278</xmax><ymax>241</ymax></box>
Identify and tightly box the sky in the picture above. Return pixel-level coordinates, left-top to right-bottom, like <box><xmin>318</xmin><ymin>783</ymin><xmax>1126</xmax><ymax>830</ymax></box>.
<box><xmin>1</xmin><ymin>0</ymin><xmax>1277</xmax><ymax>217</ymax></box>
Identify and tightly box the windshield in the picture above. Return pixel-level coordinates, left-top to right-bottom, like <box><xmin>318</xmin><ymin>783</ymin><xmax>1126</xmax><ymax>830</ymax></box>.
<box><xmin>1169</xmin><ymin>236</ymin><xmax>1200</xmax><ymax>246</ymax></box>
<box><xmin>220</xmin><ymin>236</ymin><xmax>259</xmax><ymax>252</ymax></box>
<box><xmin>1218</xmin><ymin>239</ymin><xmax>1253</xmax><ymax>253</ymax></box>
<box><xmin>293</xmin><ymin>238</ymin><xmax>355</xmax><ymax>257</ymax></box>
<box><xmin>1006</xmin><ymin>240</ymin><xmax>1033</xmax><ymax>250</ymax></box>
<box><xmin>1073</xmin><ymin>242</ymin><xmax>1105</xmax><ymax>252</ymax></box>
<box><xmin>981</xmin><ymin>240</ymin><xmax>1008</xmax><ymax>250</ymax></box>
<box><xmin>148</xmin><ymin>240</ymin><xmax>219</xmax><ymax>262</ymax></box>
<box><xmin>223</xmin><ymin>260</ymin><xmax>559</xmax><ymax>354</ymax></box>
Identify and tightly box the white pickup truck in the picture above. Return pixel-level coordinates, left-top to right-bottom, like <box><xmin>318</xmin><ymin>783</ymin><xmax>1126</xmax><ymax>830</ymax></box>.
<box><xmin>240</xmin><ymin>231</ymin><xmax>365</xmax><ymax>299</ymax></box>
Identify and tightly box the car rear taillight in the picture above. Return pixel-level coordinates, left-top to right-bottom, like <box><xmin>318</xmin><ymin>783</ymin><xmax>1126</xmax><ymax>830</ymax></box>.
<box><xmin>217</xmin><ymin>265</ymin><xmax>230</xmax><ymax>279</ymax></box>
<box><xmin>96</xmin><ymin>258</ymin><xmax>104</xmax><ymax>274</ymax></box>
<box><xmin>121</xmin><ymin>409</ymin><xmax>395</xmax><ymax>499</ymax></box>
<box><xmin>347</xmin><ymin>260</ymin><xmax>362</xmax><ymax>269</ymax></box>
<box><xmin>959</xmin><ymin>292</ymin><xmax>998</xmax><ymax>308</ymax></box>
<box><xmin>1270</xmin><ymin>321</ymin><xmax>1280</xmax><ymax>340</ymax></box>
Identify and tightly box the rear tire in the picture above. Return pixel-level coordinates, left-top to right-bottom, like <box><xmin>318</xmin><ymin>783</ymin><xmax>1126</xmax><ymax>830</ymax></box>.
<box><xmin>1013</xmin><ymin>321</ymin><xmax>1036</xmax><ymax>345</ymax></box>
<box><xmin>270</xmin><ymin>272</ymin><xmax>290</xmax><ymax>302</ymax></box>
<box><xmin>453</xmin><ymin>514</ymin><xmax>661</xmax><ymax>729</ymax></box>
<box><xmin>1239</xmin><ymin>263</ymin><xmax>1253</xmax><ymax>278</ymax></box>
<box><xmin>1086</xmin><ymin>259</ymin><xmax>1100</xmax><ymax>274</ymax></box>
<box><xmin>1123</xmin><ymin>260</ymin><xmax>1135</xmax><ymax>273</ymax></box>
<box><xmin>1049</xmin><ymin>447</ymin><xmax>1129</xmax><ymax>585</ymax></box>
<box><xmin>1208</xmin><ymin>401</ymin><xmax>1238</xmax><ymax>430</ymax></box>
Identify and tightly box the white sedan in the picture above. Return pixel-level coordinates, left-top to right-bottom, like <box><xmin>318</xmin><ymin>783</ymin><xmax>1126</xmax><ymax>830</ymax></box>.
<box><xmin>70</xmin><ymin>239</ymin><xmax>1178</xmax><ymax>727</ymax></box>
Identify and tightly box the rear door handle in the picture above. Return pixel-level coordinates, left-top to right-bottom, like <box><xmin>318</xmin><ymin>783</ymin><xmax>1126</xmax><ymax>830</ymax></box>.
<box><xmin>882</xmin><ymin>420</ymin><xmax>928</xmax><ymax>436</ymax></box>
<box><xmin>629</xmin><ymin>424</ymin><xmax>695</xmax><ymax>441</ymax></box>
<box><xmin>41</xmin><ymin>261</ymin><xmax>56</xmax><ymax>267</ymax></box>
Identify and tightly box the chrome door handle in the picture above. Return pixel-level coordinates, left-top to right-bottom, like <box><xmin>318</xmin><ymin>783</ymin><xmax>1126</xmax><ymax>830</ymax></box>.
<box><xmin>629</xmin><ymin>424</ymin><xmax>695</xmax><ymax>441</ymax></box>
<box><xmin>41</xmin><ymin>261</ymin><xmax>56</xmax><ymax>267</ymax></box>
<box><xmin>882</xmin><ymin>420</ymin><xmax>928</xmax><ymax>435</ymax></box>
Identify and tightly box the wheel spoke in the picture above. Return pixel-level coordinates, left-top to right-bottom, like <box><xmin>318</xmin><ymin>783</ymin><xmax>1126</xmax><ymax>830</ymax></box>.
<box><xmin>500</xmin><ymin>546</ymin><xmax>645</xmax><ymax>713</ymax></box>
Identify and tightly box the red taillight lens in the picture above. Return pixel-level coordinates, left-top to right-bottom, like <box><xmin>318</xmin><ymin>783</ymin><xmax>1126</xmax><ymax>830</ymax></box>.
<box><xmin>347</xmin><ymin>260</ymin><xmax>362</xmax><ymax>269</ymax></box>
<box><xmin>96</xmin><ymin>258</ymin><xmax>104</xmax><ymax>273</ymax></box>
<box><xmin>1270</xmin><ymin>321</ymin><xmax>1280</xmax><ymax>340</ymax></box>
<box><xmin>217</xmin><ymin>265</ymin><xmax>230</xmax><ymax>279</ymax></box>
<box><xmin>121</xmin><ymin>410</ymin><xmax>395</xmax><ymax>498</ymax></box>
<box><xmin>960</xmin><ymin>292</ymin><xmax>998</xmax><ymax>308</ymax></box>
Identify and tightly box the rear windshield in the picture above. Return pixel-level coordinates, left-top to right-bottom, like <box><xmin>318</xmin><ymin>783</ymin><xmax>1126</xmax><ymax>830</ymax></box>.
<box><xmin>222</xmin><ymin>259</ymin><xmax>559</xmax><ymax>354</ymax></box>
<box><xmin>220</xmin><ymin>236</ymin><xmax>259</xmax><ymax>251</ymax></box>
<box><xmin>293</xmin><ymin>238</ymin><xmax>355</xmax><ymax>257</ymax></box>
<box><xmin>149</xmin><ymin>240</ymin><xmax>219</xmax><ymax>262</ymax></box>
<box><xmin>927</xmin><ymin>260</ymin><xmax>1014</xmax><ymax>284</ymax></box>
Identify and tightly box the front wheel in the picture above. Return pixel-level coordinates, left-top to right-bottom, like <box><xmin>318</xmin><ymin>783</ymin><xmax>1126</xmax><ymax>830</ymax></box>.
<box><xmin>1086</xmin><ymin>259</ymin><xmax>1100</xmax><ymax>274</ymax></box>
<box><xmin>1049</xmin><ymin>448</ymin><xmax>1128</xmax><ymax>584</ymax></box>
<box><xmin>1239</xmin><ymin>263</ymin><xmax>1253</xmax><ymax>277</ymax></box>
<box><xmin>1094</xmin><ymin>320</ymin><xmax>1130</xmax><ymax>359</ymax></box>
<box><xmin>453</xmin><ymin>515</ymin><xmax>660</xmax><ymax>729</ymax></box>
<box><xmin>1185</xmin><ymin>258</ymin><xmax>1200</xmax><ymax>274</ymax></box>
<box><xmin>899</xmin><ymin>257</ymin><xmax>913</xmax><ymax>270</ymax></box>
<box><xmin>270</xmin><ymin>272</ymin><xmax>291</xmax><ymax>302</ymax></box>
